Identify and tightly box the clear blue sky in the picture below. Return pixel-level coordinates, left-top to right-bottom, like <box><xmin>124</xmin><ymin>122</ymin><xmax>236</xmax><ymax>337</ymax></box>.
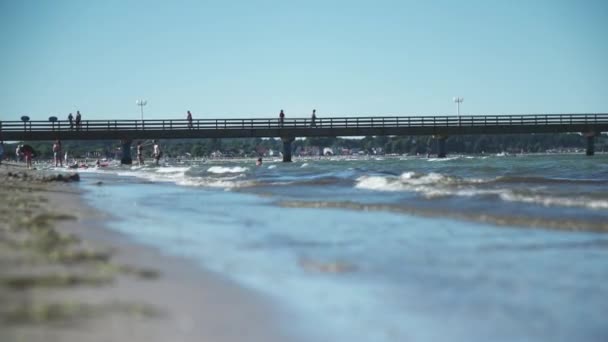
<box><xmin>0</xmin><ymin>0</ymin><xmax>606</xmax><ymax>120</ymax></box>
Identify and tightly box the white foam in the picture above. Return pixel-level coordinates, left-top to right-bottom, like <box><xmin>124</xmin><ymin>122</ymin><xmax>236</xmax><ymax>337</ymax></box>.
<box><xmin>176</xmin><ymin>177</ymin><xmax>255</xmax><ymax>189</ymax></box>
<box><xmin>355</xmin><ymin>176</ymin><xmax>405</xmax><ymax>192</ymax></box>
<box><xmin>301</xmin><ymin>163</ymin><xmax>309</xmax><ymax>168</ymax></box>
<box><xmin>399</xmin><ymin>172</ymin><xmax>448</xmax><ymax>185</ymax></box>
<box><xmin>500</xmin><ymin>192</ymin><xmax>608</xmax><ymax>210</ymax></box>
<box><xmin>356</xmin><ymin>173</ymin><xmax>608</xmax><ymax>210</ymax></box>
<box><xmin>426</xmin><ymin>156</ymin><xmax>461</xmax><ymax>162</ymax></box>
<box><xmin>155</xmin><ymin>166</ymin><xmax>190</xmax><ymax>173</ymax></box>
<box><xmin>356</xmin><ymin>173</ymin><xmax>507</xmax><ymax>199</ymax></box>
<box><xmin>207</xmin><ymin>166</ymin><xmax>249</xmax><ymax>174</ymax></box>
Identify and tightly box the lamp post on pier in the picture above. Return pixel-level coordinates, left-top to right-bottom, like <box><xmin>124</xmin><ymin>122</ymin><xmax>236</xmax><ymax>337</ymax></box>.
<box><xmin>136</xmin><ymin>99</ymin><xmax>147</xmax><ymax>121</ymax></box>
<box><xmin>453</xmin><ymin>97</ymin><xmax>463</xmax><ymax>116</ymax></box>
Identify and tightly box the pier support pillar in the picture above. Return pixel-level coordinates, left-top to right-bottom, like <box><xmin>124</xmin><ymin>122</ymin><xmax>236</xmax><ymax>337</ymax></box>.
<box><xmin>281</xmin><ymin>137</ymin><xmax>295</xmax><ymax>162</ymax></box>
<box><xmin>435</xmin><ymin>135</ymin><xmax>447</xmax><ymax>158</ymax></box>
<box><xmin>121</xmin><ymin>139</ymin><xmax>133</xmax><ymax>165</ymax></box>
<box><xmin>585</xmin><ymin>133</ymin><xmax>595</xmax><ymax>156</ymax></box>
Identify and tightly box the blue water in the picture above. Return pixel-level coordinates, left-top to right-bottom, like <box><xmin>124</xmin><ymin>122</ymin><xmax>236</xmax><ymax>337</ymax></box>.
<box><xmin>80</xmin><ymin>154</ymin><xmax>608</xmax><ymax>341</ymax></box>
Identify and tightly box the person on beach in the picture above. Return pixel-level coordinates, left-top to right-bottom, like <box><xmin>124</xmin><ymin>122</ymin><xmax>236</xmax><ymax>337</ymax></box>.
<box><xmin>137</xmin><ymin>141</ymin><xmax>144</xmax><ymax>166</ymax></box>
<box><xmin>52</xmin><ymin>140</ymin><xmax>63</xmax><ymax>167</ymax></box>
<box><xmin>311</xmin><ymin>109</ymin><xmax>317</xmax><ymax>127</ymax></box>
<box><xmin>279</xmin><ymin>109</ymin><xmax>285</xmax><ymax>127</ymax></box>
<box><xmin>187</xmin><ymin>110</ymin><xmax>193</xmax><ymax>129</ymax></box>
<box><xmin>21</xmin><ymin>144</ymin><xmax>34</xmax><ymax>169</ymax></box>
<box><xmin>68</xmin><ymin>113</ymin><xmax>74</xmax><ymax>130</ymax></box>
<box><xmin>16</xmin><ymin>145</ymin><xmax>22</xmax><ymax>162</ymax></box>
<box><xmin>256</xmin><ymin>157</ymin><xmax>263</xmax><ymax>166</ymax></box>
<box><xmin>153</xmin><ymin>140</ymin><xmax>162</xmax><ymax>166</ymax></box>
<box><xmin>75</xmin><ymin>111</ymin><xmax>82</xmax><ymax>130</ymax></box>
<box><xmin>0</xmin><ymin>141</ymin><xmax>4</xmax><ymax>165</ymax></box>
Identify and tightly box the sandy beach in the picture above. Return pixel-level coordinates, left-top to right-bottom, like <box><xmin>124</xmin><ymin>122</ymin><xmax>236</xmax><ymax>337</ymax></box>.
<box><xmin>0</xmin><ymin>163</ymin><xmax>292</xmax><ymax>342</ymax></box>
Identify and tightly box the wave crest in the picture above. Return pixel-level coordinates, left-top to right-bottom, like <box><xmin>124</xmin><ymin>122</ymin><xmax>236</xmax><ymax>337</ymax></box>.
<box><xmin>207</xmin><ymin>166</ymin><xmax>249</xmax><ymax>174</ymax></box>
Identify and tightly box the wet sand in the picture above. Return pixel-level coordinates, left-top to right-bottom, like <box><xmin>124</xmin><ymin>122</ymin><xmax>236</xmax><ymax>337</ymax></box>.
<box><xmin>0</xmin><ymin>163</ymin><xmax>294</xmax><ymax>342</ymax></box>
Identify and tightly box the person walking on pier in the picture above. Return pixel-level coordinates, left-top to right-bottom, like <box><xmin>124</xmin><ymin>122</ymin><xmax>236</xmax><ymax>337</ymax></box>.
<box><xmin>279</xmin><ymin>109</ymin><xmax>285</xmax><ymax>127</ymax></box>
<box><xmin>68</xmin><ymin>113</ymin><xmax>74</xmax><ymax>130</ymax></box>
<box><xmin>153</xmin><ymin>140</ymin><xmax>162</xmax><ymax>166</ymax></box>
<box><xmin>311</xmin><ymin>109</ymin><xmax>317</xmax><ymax>127</ymax></box>
<box><xmin>75</xmin><ymin>111</ymin><xmax>82</xmax><ymax>130</ymax></box>
<box><xmin>137</xmin><ymin>141</ymin><xmax>144</xmax><ymax>166</ymax></box>
<box><xmin>52</xmin><ymin>140</ymin><xmax>63</xmax><ymax>167</ymax></box>
<box><xmin>187</xmin><ymin>110</ymin><xmax>193</xmax><ymax>129</ymax></box>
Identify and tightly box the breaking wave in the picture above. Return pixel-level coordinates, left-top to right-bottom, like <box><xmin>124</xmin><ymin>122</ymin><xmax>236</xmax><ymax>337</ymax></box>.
<box><xmin>499</xmin><ymin>192</ymin><xmax>608</xmax><ymax>210</ymax></box>
<box><xmin>278</xmin><ymin>200</ymin><xmax>608</xmax><ymax>232</ymax></box>
<box><xmin>207</xmin><ymin>166</ymin><xmax>249</xmax><ymax>174</ymax></box>
<box><xmin>355</xmin><ymin>172</ymin><xmax>608</xmax><ymax>210</ymax></box>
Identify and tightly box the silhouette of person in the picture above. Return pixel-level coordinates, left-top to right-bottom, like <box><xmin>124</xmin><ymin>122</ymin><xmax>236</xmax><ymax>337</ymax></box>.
<box><xmin>187</xmin><ymin>110</ymin><xmax>193</xmax><ymax>129</ymax></box>
<box><xmin>75</xmin><ymin>111</ymin><xmax>82</xmax><ymax>130</ymax></box>
<box><xmin>137</xmin><ymin>141</ymin><xmax>144</xmax><ymax>165</ymax></box>
<box><xmin>153</xmin><ymin>140</ymin><xmax>162</xmax><ymax>166</ymax></box>
<box><xmin>52</xmin><ymin>140</ymin><xmax>63</xmax><ymax>167</ymax></box>
<box><xmin>279</xmin><ymin>109</ymin><xmax>285</xmax><ymax>127</ymax></box>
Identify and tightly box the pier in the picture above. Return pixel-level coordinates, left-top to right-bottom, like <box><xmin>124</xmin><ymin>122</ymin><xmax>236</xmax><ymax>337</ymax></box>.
<box><xmin>1</xmin><ymin>113</ymin><xmax>607</xmax><ymax>163</ymax></box>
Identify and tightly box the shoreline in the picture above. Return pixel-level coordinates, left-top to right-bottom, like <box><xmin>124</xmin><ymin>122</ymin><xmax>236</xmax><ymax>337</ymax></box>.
<box><xmin>0</xmin><ymin>164</ymin><xmax>296</xmax><ymax>342</ymax></box>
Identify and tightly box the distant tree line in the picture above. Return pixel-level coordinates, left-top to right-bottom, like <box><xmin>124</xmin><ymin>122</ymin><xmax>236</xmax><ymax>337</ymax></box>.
<box><xmin>3</xmin><ymin>133</ymin><xmax>606</xmax><ymax>160</ymax></box>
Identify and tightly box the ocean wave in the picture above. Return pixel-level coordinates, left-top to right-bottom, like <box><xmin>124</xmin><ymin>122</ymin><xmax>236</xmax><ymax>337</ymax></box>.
<box><xmin>277</xmin><ymin>200</ymin><xmax>608</xmax><ymax>232</ymax></box>
<box><xmin>500</xmin><ymin>193</ymin><xmax>608</xmax><ymax>210</ymax></box>
<box><xmin>101</xmin><ymin>165</ymin><xmax>252</xmax><ymax>189</ymax></box>
<box><xmin>155</xmin><ymin>166</ymin><xmax>191</xmax><ymax>173</ymax></box>
<box><xmin>286</xmin><ymin>176</ymin><xmax>347</xmax><ymax>187</ymax></box>
<box><xmin>493</xmin><ymin>176</ymin><xmax>607</xmax><ymax>185</ymax></box>
<box><xmin>207</xmin><ymin>166</ymin><xmax>249</xmax><ymax>174</ymax></box>
<box><xmin>176</xmin><ymin>177</ymin><xmax>256</xmax><ymax>189</ymax></box>
<box><xmin>426</xmin><ymin>156</ymin><xmax>461</xmax><ymax>162</ymax></box>
<box><xmin>356</xmin><ymin>172</ymin><xmax>486</xmax><ymax>192</ymax></box>
<box><xmin>355</xmin><ymin>172</ymin><xmax>608</xmax><ymax>210</ymax></box>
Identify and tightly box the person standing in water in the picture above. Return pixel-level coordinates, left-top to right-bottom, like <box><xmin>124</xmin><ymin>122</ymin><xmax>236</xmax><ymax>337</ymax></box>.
<box><xmin>21</xmin><ymin>144</ymin><xmax>34</xmax><ymax>169</ymax></box>
<box><xmin>187</xmin><ymin>110</ymin><xmax>193</xmax><ymax>129</ymax></box>
<box><xmin>256</xmin><ymin>157</ymin><xmax>263</xmax><ymax>166</ymax></box>
<box><xmin>137</xmin><ymin>141</ymin><xmax>145</xmax><ymax>166</ymax></box>
<box><xmin>153</xmin><ymin>140</ymin><xmax>162</xmax><ymax>166</ymax></box>
<box><xmin>52</xmin><ymin>140</ymin><xmax>63</xmax><ymax>167</ymax></box>
<box><xmin>16</xmin><ymin>145</ymin><xmax>22</xmax><ymax>162</ymax></box>
<box><xmin>279</xmin><ymin>109</ymin><xmax>285</xmax><ymax>127</ymax></box>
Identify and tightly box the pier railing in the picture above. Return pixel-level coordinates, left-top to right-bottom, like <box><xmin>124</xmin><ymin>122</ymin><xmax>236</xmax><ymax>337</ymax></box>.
<box><xmin>2</xmin><ymin>113</ymin><xmax>607</xmax><ymax>133</ymax></box>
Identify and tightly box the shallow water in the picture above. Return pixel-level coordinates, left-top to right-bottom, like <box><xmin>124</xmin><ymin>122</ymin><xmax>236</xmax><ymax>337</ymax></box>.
<box><xmin>81</xmin><ymin>154</ymin><xmax>608</xmax><ymax>341</ymax></box>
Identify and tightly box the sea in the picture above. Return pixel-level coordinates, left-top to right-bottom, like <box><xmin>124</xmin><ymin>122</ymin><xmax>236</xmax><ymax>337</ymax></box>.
<box><xmin>72</xmin><ymin>154</ymin><xmax>608</xmax><ymax>342</ymax></box>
